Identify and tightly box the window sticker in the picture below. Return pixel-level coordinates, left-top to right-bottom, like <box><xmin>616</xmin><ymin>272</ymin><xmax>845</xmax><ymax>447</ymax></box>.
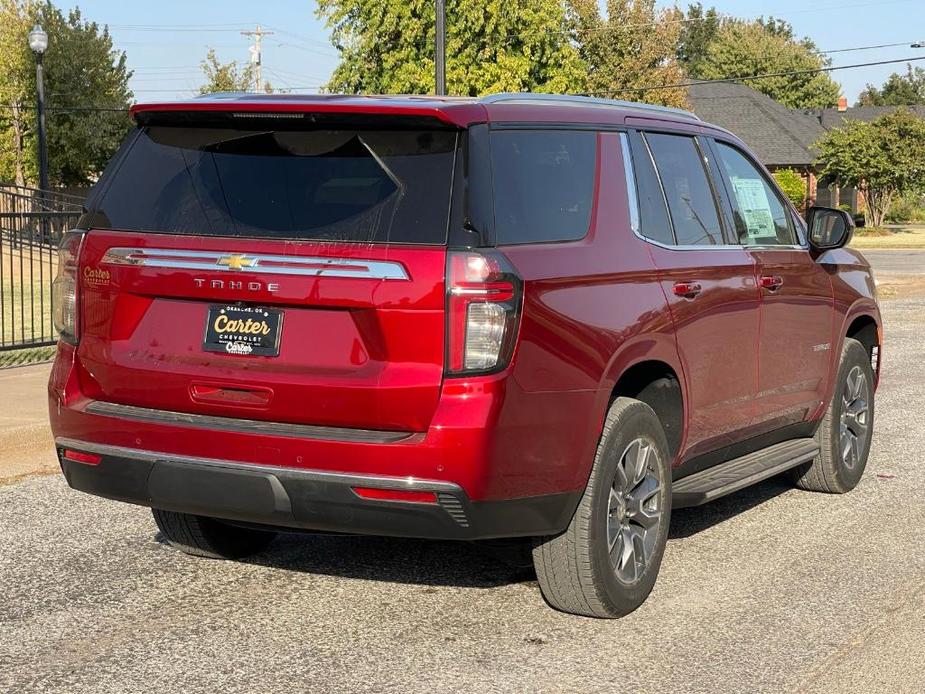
<box><xmin>730</xmin><ymin>176</ymin><xmax>776</xmax><ymax>239</ymax></box>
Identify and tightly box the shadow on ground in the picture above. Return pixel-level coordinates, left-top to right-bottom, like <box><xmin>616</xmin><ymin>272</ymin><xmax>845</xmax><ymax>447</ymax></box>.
<box><xmin>152</xmin><ymin>475</ymin><xmax>792</xmax><ymax>589</ymax></box>
<box><xmin>669</xmin><ymin>475</ymin><xmax>792</xmax><ymax>539</ymax></box>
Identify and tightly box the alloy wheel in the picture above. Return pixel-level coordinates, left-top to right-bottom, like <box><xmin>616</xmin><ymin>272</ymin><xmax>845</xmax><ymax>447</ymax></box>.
<box><xmin>840</xmin><ymin>365</ymin><xmax>870</xmax><ymax>470</ymax></box>
<box><xmin>607</xmin><ymin>438</ymin><xmax>663</xmax><ymax>585</ymax></box>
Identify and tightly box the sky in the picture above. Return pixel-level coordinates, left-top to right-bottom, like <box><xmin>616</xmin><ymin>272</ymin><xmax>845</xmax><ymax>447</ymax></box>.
<box><xmin>54</xmin><ymin>0</ymin><xmax>925</xmax><ymax>104</ymax></box>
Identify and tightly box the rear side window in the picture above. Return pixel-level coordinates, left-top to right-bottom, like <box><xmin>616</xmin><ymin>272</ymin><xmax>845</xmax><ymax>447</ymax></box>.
<box><xmin>644</xmin><ymin>133</ymin><xmax>725</xmax><ymax>246</ymax></box>
<box><xmin>89</xmin><ymin>126</ymin><xmax>458</xmax><ymax>244</ymax></box>
<box><xmin>625</xmin><ymin>131</ymin><xmax>674</xmax><ymax>245</ymax></box>
<box><xmin>490</xmin><ymin>130</ymin><xmax>597</xmax><ymax>245</ymax></box>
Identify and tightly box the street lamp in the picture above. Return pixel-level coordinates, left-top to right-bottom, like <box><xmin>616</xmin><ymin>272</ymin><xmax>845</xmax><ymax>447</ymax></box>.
<box><xmin>28</xmin><ymin>23</ymin><xmax>49</xmax><ymax>194</ymax></box>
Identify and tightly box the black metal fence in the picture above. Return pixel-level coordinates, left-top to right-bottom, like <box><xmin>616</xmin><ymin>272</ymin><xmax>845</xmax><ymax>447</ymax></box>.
<box><xmin>0</xmin><ymin>185</ymin><xmax>84</xmax><ymax>351</ymax></box>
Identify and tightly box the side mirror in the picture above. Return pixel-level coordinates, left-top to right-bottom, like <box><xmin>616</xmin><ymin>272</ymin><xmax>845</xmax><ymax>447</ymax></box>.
<box><xmin>807</xmin><ymin>206</ymin><xmax>854</xmax><ymax>251</ymax></box>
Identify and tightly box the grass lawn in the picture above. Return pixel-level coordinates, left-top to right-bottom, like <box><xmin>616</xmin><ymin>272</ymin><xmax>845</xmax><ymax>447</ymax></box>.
<box><xmin>0</xmin><ymin>241</ymin><xmax>57</xmax><ymax>351</ymax></box>
<box><xmin>850</xmin><ymin>225</ymin><xmax>925</xmax><ymax>249</ymax></box>
<box><xmin>0</xmin><ymin>344</ymin><xmax>56</xmax><ymax>368</ymax></box>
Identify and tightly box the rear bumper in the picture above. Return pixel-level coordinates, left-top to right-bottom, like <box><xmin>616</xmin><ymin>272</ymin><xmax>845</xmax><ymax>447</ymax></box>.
<box><xmin>55</xmin><ymin>438</ymin><xmax>581</xmax><ymax>540</ymax></box>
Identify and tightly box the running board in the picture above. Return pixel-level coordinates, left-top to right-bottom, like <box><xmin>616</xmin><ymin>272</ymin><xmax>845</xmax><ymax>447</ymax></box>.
<box><xmin>672</xmin><ymin>438</ymin><xmax>819</xmax><ymax>508</ymax></box>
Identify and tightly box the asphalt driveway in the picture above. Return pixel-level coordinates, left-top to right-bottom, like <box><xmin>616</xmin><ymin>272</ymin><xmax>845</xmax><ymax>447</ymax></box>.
<box><xmin>1</xmin><ymin>299</ymin><xmax>923</xmax><ymax>693</ymax></box>
<box><xmin>861</xmin><ymin>248</ymin><xmax>925</xmax><ymax>275</ymax></box>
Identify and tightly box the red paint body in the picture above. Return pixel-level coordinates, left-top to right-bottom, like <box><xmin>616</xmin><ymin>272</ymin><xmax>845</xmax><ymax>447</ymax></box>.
<box><xmin>49</xmin><ymin>94</ymin><xmax>881</xmax><ymax>529</ymax></box>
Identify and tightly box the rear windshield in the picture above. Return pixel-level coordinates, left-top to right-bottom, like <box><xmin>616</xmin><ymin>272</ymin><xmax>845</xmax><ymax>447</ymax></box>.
<box><xmin>87</xmin><ymin>126</ymin><xmax>459</xmax><ymax>245</ymax></box>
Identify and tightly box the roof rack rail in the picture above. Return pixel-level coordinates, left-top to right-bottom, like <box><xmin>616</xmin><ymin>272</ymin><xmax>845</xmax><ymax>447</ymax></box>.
<box><xmin>480</xmin><ymin>93</ymin><xmax>700</xmax><ymax>121</ymax></box>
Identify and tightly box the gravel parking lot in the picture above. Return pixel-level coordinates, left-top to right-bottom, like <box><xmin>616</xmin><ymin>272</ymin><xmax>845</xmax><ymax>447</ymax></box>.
<box><xmin>1</xmin><ymin>295</ymin><xmax>923</xmax><ymax>693</ymax></box>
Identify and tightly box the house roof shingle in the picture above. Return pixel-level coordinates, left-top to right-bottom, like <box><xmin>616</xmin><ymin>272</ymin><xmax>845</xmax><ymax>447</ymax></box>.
<box><xmin>687</xmin><ymin>81</ymin><xmax>828</xmax><ymax>167</ymax></box>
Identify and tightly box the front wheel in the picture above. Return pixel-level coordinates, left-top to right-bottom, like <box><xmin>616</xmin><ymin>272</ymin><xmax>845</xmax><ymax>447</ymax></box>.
<box><xmin>791</xmin><ymin>337</ymin><xmax>875</xmax><ymax>493</ymax></box>
<box><xmin>533</xmin><ymin>398</ymin><xmax>672</xmax><ymax>618</ymax></box>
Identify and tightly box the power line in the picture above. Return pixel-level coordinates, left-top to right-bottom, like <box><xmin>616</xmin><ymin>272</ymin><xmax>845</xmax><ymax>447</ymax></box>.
<box><xmin>582</xmin><ymin>55</ymin><xmax>925</xmax><ymax>97</ymax></box>
<box><xmin>821</xmin><ymin>41</ymin><xmax>922</xmax><ymax>54</ymax></box>
<box><xmin>2</xmin><ymin>51</ymin><xmax>921</xmax><ymax>112</ymax></box>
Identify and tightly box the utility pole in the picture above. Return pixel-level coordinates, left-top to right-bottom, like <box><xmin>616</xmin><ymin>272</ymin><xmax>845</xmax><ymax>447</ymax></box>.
<box><xmin>241</xmin><ymin>24</ymin><xmax>274</xmax><ymax>92</ymax></box>
<box><xmin>435</xmin><ymin>0</ymin><xmax>446</xmax><ymax>95</ymax></box>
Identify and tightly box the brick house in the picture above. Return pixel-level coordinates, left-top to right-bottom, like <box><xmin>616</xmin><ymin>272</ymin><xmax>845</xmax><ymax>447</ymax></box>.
<box><xmin>688</xmin><ymin>82</ymin><xmax>925</xmax><ymax>218</ymax></box>
<box><xmin>803</xmin><ymin>100</ymin><xmax>925</xmax><ymax>211</ymax></box>
<box><xmin>687</xmin><ymin>81</ymin><xmax>826</xmax><ymax>211</ymax></box>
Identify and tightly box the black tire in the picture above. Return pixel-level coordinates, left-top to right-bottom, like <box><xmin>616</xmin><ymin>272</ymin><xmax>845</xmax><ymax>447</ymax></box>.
<box><xmin>791</xmin><ymin>337</ymin><xmax>875</xmax><ymax>494</ymax></box>
<box><xmin>152</xmin><ymin>509</ymin><xmax>277</xmax><ymax>560</ymax></box>
<box><xmin>532</xmin><ymin>397</ymin><xmax>672</xmax><ymax>618</ymax></box>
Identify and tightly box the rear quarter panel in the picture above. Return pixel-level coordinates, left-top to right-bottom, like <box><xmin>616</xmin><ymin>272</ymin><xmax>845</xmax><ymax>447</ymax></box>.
<box><xmin>494</xmin><ymin>133</ymin><xmax>679</xmax><ymax>495</ymax></box>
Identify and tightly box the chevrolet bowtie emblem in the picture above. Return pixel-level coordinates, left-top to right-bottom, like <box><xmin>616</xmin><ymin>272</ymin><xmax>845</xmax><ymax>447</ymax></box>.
<box><xmin>217</xmin><ymin>254</ymin><xmax>257</xmax><ymax>271</ymax></box>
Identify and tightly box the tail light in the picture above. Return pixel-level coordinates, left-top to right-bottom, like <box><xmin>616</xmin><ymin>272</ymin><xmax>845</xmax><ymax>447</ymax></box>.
<box><xmin>52</xmin><ymin>231</ymin><xmax>85</xmax><ymax>345</ymax></box>
<box><xmin>446</xmin><ymin>251</ymin><xmax>521</xmax><ymax>375</ymax></box>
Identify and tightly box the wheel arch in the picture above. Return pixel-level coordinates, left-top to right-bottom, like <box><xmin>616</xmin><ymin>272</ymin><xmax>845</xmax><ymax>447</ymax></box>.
<box><xmin>812</xmin><ymin>302</ymin><xmax>882</xmax><ymax>422</ymax></box>
<box><xmin>610</xmin><ymin>360</ymin><xmax>684</xmax><ymax>463</ymax></box>
<box><xmin>840</xmin><ymin>301</ymin><xmax>882</xmax><ymax>385</ymax></box>
<box><xmin>597</xmin><ymin>334</ymin><xmax>688</xmax><ymax>465</ymax></box>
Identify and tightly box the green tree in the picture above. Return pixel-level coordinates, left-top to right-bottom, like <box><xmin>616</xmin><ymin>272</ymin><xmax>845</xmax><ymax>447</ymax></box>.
<box><xmin>316</xmin><ymin>0</ymin><xmax>586</xmax><ymax>96</ymax></box>
<box><xmin>569</xmin><ymin>0</ymin><xmax>688</xmax><ymax>108</ymax></box>
<box><xmin>772</xmin><ymin>168</ymin><xmax>806</xmax><ymax>209</ymax></box>
<box><xmin>697</xmin><ymin>20</ymin><xmax>840</xmax><ymax>109</ymax></box>
<box><xmin>676</xmin><ymin>3</ymin><xmax>722</xmax><ymax>78</ymax></box>
<box><xmin>815</xmin><ymin>108</ymin><xmax>925</xmax><ymax>227</ymax></box>
<box><xmin>0</xmin><ymin>1</ymin><xmax>133</xmax><ymax>187</ymax></box>
<box><xmin>857</xmin><ymin>65</ymin><xmax>925</xmax><ymax>106</ymax></box>
<box><xmin>199</xmin><ymin>48</ymin><xmax>269</xmax><ymax>94</ymax></box>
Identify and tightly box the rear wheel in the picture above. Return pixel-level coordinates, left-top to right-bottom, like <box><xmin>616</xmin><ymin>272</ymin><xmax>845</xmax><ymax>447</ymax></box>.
<box><xmin>152</xmin><ymin>509</ymin><xmax>277</xmax><ymax>560</ymax></box>
<box><xmin>791</xmin><ymin>337</ymin><xmax>875</xmax><ymax>493</ymax></box>
<box><xmin>533</xmin><ymin>398</ymin><xmax>671</xmax><ymax>618</ymax></box>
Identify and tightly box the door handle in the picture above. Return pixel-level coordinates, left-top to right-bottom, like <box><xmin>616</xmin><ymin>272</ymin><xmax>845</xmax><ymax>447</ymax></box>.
<box><xmin>759</xmin><ymin>275</ymin><xmax>784</xmax><ymax>291</ymax></box>
<box><xmin>672</xmin><ymin>281</ymin><xmax>702</xmax><ymax>298</ymax></box>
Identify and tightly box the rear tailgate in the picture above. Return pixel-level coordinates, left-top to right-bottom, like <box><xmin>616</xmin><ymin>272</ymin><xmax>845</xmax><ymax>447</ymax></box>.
<box><xmin>74</xmin><ymin>119</ymin><xmax>459</xmax><ymax>433</ymax></box>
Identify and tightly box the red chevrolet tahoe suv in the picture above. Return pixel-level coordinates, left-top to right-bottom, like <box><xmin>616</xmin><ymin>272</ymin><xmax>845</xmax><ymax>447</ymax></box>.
<box><xmin>48</xmin><ymin>93</ymin><xmax>881</xmax><ymax>618</ymax></box>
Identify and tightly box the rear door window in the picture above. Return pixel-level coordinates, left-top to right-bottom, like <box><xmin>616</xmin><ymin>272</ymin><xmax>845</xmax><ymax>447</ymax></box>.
<box><xmin>644</xmin><ymin>132</ymin><xmax>725</xmax><ymax>246</ymax></box>
<box><xmin>490</xmin><ymin>130</ymin><xmax>597</xmax><ymax>245</ymax></box>
<box><xmin>88</xmin><ymin>126</ymin><xmax>459</xmax><ymax>244</ymax></box>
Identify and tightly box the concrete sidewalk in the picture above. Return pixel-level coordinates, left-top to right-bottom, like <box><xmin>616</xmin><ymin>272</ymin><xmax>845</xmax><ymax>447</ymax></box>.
<box><xmin>0</xmin><ymin>363</ymin><xmax>56</xmax><ymax>484</ymax></box>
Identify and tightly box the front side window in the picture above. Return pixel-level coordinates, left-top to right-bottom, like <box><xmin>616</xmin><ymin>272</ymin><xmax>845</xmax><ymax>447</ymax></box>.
<box><xmin>490</xmin><ymin>130</ymin><xmax>597</xmax><ymax>245</ymax></box>
<box><xmin>644</xmin><ymin>133</ymin><xmax>725</xmax><ymax>246</ymax></box>
<box><xmin>714</xmin><ymin>141</ymin><xmax>797</xmax><ymax>246</ymax></box>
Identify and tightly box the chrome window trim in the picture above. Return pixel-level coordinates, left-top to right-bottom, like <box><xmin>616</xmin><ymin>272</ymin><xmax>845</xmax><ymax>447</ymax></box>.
<box><xmin>55</xmin><ymin>437</ymin><xmax>462</xmax><ymax>493</ymax></box>
<box><xmin>619</xmin><ymin>132</ymin><xmax>641</xmax><ymax>235</ymax></box>
<box><xmin>101</xmin><ymin>247</ymin><xmax>410</xmax><ymax>280</ymax></box>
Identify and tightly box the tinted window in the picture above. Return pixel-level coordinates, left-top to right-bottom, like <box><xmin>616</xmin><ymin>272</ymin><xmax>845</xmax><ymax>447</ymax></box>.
<box><xmin>490</xmin><ymin>130</ymin><xmax>596</xmax><ymax>244</ymax></box>
<box><xmin>714</xmin><ymin>142</ymin><xmax>797</xmax><ymax>246</ymax></box>
<box><xmin>626</xmin><ymin>131</ymin><xmax>674</xmax><ymax>245</ymax></box>
<box><xmin>645</xmin><ymin>133</ymin><xmax>724</xmax><ymax>246</ymax></box>
<box><xmin>90</xmin><ymin>126</ymin><xmax>458</xmax><ymax>244</ymax></box>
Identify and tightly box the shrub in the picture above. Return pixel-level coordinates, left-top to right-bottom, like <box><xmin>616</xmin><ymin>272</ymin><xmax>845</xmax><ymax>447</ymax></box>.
<box><xmin>772</xmin><ymin>168</ymin><xmax>806</xmax><ymax>208</ymax></box>
<box><xmin>885</xmin><ymin>194</ymin><xmax>925</xmax><ymax>223</ymax></box>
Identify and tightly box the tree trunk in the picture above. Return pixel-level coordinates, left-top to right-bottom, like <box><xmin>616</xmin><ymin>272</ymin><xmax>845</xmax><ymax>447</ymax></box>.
<box><xmin>864</xmin><ymin>186</ymin><xmax>893</xmax><ymax>228</ymax></box>
<box><xmin>10</xmin><ymin>101</ymin><xmax>26</xmax><ymax>187</ymax></box>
